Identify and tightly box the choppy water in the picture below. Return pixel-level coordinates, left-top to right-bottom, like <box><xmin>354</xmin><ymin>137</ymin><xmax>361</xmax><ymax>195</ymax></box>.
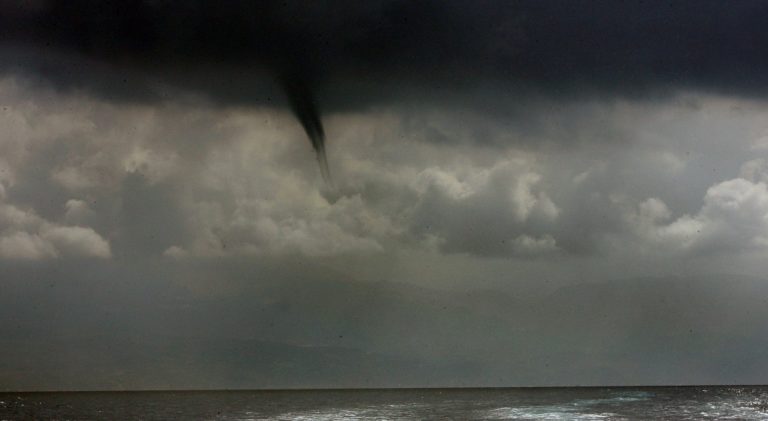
<box><xmin>2</xmin><ymin>387</ymin><xmax>768</xmax><ymax>420</ymax></box>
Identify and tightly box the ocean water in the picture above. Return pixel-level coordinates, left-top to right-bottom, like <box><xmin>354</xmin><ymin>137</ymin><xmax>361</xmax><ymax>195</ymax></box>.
<box><xmin>2</xmin><ymin>387</ymin><xmax>768</xmax><ymax>420</ymax></box>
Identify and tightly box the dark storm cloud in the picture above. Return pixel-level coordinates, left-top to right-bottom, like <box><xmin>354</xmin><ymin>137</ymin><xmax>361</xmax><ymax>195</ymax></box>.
<box><xmin>3</xmin><ymin>0</ymin><xmax>768</xmax><ymax>174</ymax></box>
<box><xmin>3</xmin><ymin>0</ymin><xmax>768</xmax><ymax>106</ymax></box>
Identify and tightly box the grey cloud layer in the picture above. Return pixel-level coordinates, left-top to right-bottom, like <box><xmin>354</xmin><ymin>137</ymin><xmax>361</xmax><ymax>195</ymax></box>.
<box><xmin>2</xmin><ymin>78</ymin><xmax>768</xmax><ymax>263</ymax></box>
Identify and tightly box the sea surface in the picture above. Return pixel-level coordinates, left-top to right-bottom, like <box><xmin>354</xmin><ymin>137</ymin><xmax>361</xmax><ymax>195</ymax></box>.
<box><xmin>2</xmin><ymin>387</ymin><xmax>768</xmax><ymax>420</ymax></box>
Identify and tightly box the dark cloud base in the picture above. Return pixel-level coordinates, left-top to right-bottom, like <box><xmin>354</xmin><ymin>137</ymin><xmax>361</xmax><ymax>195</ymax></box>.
<box><xmin>3</xmin><ymin>0</ymin><xmax>768</xmax><ymax>107</ymax></box>
<box><xmin>4</xmin><ymin>0</ymin><xmax>767</xmax><ymax>178</ymax></box>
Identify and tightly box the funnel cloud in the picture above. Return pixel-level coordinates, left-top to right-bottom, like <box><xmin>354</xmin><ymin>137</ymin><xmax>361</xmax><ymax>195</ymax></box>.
<box><xmin>277</xmin><ymin>68</ymin><xmax>331</xmax><ymax>183</ymax></box>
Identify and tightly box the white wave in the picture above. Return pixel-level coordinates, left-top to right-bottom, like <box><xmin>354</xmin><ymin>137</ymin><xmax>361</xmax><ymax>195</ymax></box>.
<box><xmin>481</xmin><ymin>405</ymin><xmax>620</xmax><ymax>420</ymax></box>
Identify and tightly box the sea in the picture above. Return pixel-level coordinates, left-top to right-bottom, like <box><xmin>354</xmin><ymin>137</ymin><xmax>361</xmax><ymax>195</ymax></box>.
<box><xmin>2</xmin><ymin>386</ymin><xmax>768</xmax><ymax>420</ymax></box>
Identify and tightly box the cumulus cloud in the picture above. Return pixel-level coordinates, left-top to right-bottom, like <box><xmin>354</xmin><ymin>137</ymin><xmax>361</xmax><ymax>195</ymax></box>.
<box><xmin>624</xmin><ymin>168</ymin><xmax>768</xmax><ymax>257</ymax></box>
<box><xmin>43</xmin><ymin>226</ymin><xmax>111</xmax><ymax>259</ymax></box>
<box><xmin>510</xmin><ymin>234</ymin><xmax>558</xmax><ymax>255</ymax></box>
<box><xmin>509</xmin><ymin>172</ymin><xmax>559</xmax><ymax>223</ymax></box>
<box><xmin>406</xmin><ymin>159</ymin><xmax>561</xmax><ymax>257</ymax></box>
<box><xmin>2</xmin><ymin>74</ymin><xmax>768</xmax><ymax>264</ymax></box>
<box><xmin>0</xmin><ymin>226</ymin><xmax>111</xmax><ymax>260</ymax></box>
<box><xmin>0</xmin><ymin>231</ymin><xmax>56</xmax><ymax>260</ymax></box>
<box><xmin>0</xmin><ymin>201</ymin><xmax>111</xmax><ymax>260</ymax></box>
<box><xmin>697</xmin><ymin>177</ymin><xmax>768</xmax><ymax>250</ymax></box>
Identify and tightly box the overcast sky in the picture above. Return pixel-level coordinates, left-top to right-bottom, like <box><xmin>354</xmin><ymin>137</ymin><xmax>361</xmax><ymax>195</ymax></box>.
<box><xmin>2</xmin><ymin>0</ymin><xmax>768</xmax><ymax>389</ymax></box>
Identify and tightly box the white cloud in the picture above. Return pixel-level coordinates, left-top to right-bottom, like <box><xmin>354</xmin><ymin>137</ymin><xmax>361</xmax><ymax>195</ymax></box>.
<box><xmin>0</xmin><ymin>231</ymin><xmax>57</xmax><ymax>260</ymax></box>
<box><xmin>511</xmin><ymin>234</ymin><xmax>558</xmax><ymax>255</ymax></box>
<box><xmin>0</xmin><ymin>201</ymin><xmax>111</xmax><ymax>260</ymax></box>
<box><xmin>509</xmin><ymin>171</ymin><xmax>559</xmax><ymax>222</ymax></box>
<box><xmin>637</xmin><ymin>198</ymin><xmax>671</xmax><ymax>223</ymax></box>
<box><xmin>698</xmin><ymin>178</ymin><xmax>768</xmax><ymax>249</ymax></box>
<box><xmin>0</xmin><ymin>203</ymin><xmax>44</xmax><ymax>230</ymax></box>
<box><xmin>413</xmin><ymin>167</ymin><xmax>480</xmax><ymax>200</ymax></box>
<box><xmin>42</xmin><ymin>226</ymin><xmax>111</xmax><ymax>258</ymax></box>
<box><xmin>627</xmin><ymin>172</ymin><xmax>768</xmax><ymax>255</ymax></box>
<box><xmin>405</xmin><ymin>158</ymin><xmax>561</xmax><ymax>257</ymax></box>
